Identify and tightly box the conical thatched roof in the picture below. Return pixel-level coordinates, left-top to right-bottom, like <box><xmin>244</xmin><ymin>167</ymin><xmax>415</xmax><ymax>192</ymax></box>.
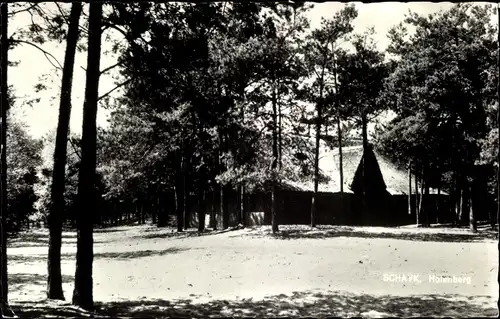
<box><xmin>282</xmin><ymin>142</ymin><xmax>445</xmax><ymax>195</ymax></box>
<box><xmin>350</xmin><ymin>144</ymin><xmax>387</xmax><ymax>196</ymax></box>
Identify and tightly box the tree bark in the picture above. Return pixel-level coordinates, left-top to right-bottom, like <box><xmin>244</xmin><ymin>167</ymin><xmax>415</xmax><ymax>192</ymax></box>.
<box><xmin>0</xmin><ymin>2</ymin><xmax>11</xmax><ymax>310</ymax></box>
<box><xmin>72</xmin><ymin>1</ymin><xmax>102</xmax><ymax>310</ymax></box>
<box><xmin>415</xmin><ymin>169</ymin><xmax>419</xmax><ymax>224</ymax></box>
<box><xmin>47</xmin><ymin>2</ymin><xmax>82</xmax><ymax>300</ymax></box>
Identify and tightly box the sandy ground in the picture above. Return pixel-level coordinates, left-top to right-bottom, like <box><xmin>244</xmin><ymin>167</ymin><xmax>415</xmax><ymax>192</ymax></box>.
<box><xmin>6</xmin><ymin>224</ymin><xmax>499</xmax><ymax>317</ymax></box>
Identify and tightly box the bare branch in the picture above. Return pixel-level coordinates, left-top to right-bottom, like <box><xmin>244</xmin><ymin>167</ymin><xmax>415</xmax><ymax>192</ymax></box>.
<box><xmin>97</xmin><ymin>78</ymin><xmax>132</xmax><ymax>102</ymax></box>
<box><xmin>69</xmin><ymin>138</ymin><xmax>82</xmax><ymax>161</ymax></box>
<box><xmin>54</xmin><ymin>2</ymin><xmax>70</xmax><ymax>25</ymax></box>
<box><xmin>100</xmin><ymin>60</ymin><xmax>123</xmax><ymax>76</ymax></box>
<box><xmin>10</xmin><ymin>39</ymin><xmax>63</xmax><ymax>70</ymax></box>
<box><xmin>8</xmin><ymin>3</ymin><xmax>39</xmax><ymax>16</ymax></box>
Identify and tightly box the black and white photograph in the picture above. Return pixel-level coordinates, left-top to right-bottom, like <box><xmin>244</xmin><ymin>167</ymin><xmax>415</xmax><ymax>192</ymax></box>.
<box><xmin>0</xmin><ymin>1</ymin><xmax>498</xmax><ymax>317</ymax></box>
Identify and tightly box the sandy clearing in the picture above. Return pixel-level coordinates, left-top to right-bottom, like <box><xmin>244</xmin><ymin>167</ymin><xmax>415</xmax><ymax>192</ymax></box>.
<box><xmin>6</xmin><ymin>225</ymin><xmax>499</xmax><ymax>317</ymax></box>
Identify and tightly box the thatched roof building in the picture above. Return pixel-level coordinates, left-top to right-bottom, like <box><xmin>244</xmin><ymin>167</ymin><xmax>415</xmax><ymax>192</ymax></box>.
<box><xmin>286</xmin><ymin>143</ymin><xmax>445</xmax><ymax>195</ymax></box>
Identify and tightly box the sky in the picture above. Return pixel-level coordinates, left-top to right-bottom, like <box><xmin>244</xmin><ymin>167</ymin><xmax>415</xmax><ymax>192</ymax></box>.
<box><xmin>7</xmin><ymin>2</ymin><xmax>495</xmax><ymax>141</ymax></box>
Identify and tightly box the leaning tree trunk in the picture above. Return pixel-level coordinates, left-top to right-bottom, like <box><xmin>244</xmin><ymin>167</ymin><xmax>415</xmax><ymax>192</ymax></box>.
<box><xmin>47</xmin><ymin>2</ymin><xmax>82</xmax><ymax>301</ymax></box>
<box><xmin>271</xmin><ymin>82</ymin><xmax>279</xmax><ymax>233</ymax></box>
<box><xmin>0</xmin><ymin>2</ymin><xmax>11</xmax><ymax>313</ymax></box>
<box><xmin>72</xmin><ymin>2</ymin><xmax>102</xmax><ymax>310</ymax></box>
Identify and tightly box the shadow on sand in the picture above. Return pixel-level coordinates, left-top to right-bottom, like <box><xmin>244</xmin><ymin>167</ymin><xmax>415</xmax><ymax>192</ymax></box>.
<box><xmin>10</xmin><ymin>290</ymin><xmax>497</xmax><ymax>318</ymax></box>
<box><xmin>8</xmin><ymin>247</ymin><xmax>188</xmax><ymax>264</ymax></box>
<box><xmin>237</xmin><ymin>226</ymin><xmax>497</xmax><ymax>243</ymax></box>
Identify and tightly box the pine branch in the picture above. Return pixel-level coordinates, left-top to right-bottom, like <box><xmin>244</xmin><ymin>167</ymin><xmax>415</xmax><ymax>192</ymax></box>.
<box><xmin>9</xmin><ymin>39</ymin><xmax>63</xmax><ymax>70</ymax></box>
<box><xmin>97</xmin><ymin>78</ymin><xmax>132</xmax><ymax>102</ymax></box>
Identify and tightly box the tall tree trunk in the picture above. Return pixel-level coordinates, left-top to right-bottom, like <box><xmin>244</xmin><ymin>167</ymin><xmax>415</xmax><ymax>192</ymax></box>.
<box><xmin>271</xmin><ymin>82</ymin><xmax>279</xmax><ymax>233</ymax></box>
<box><xmin>418</xmin><ymin>171</ymin><xmax>425</xmax><ymax>226</ymax></box>
<box><xmin>424</xmin><ymin>170</ymin><xmax>430</xmax><ymax>227</ymax></box>
<box><xmin>183</xmin><ymin>148</ymin><xmax>191</xmax><ymax>230</ymax></box>
<box><xmin>437</xmin><ymin>183</ymin><xmax>441</xmax><ymax>224</ymax></box>
<box><xmin>221</xmin><ymin>185</ymin><xmax>228</xmax><ymax>229</ymax></box>
<box><xmin>0</xmin><ymin>2</ymin><xmax>11</xmax><ymax>312</ymax></box>
<box><xmin>240</xmin><ymin>185</ymin><xmax>246</xmax><ymax>226</ymax></box>
<box><xmin>47</xmin><ymin>3</ymin><xmax>82</xmax><ymax>300</ymax></box>
<box><xmin>408</xmin><ymin>162</ymin><xmax>412</xmax><ymax>215</ymax></box>
<box><xmin>175</xmin><ymin>184</ymin><xmax>184</xmax><ymax>232</ymax></box>
<box><xmin>152</xmin><ymin>195</ymin><xmax>157</xmax><ymax>225</ymax></box>
<box><xmin>497</xmin><ymin>6</ymin><xmax>500</xmax><ymax>313</ymax></box>
<box><xmin>72</xmin><ymin>2</ymin><xmax>102</xmax><ymax>310</ymax></box>
<box><xmin>210</xmin><ymin>184</ymin><xmax>217</xmax><ymax>230</ymax></box>
<box><xmin>415</xmin><ymin>168</ymin><xmax>419</xmax><ymax>222</ymax></box>
<box><xmin>278</xmin><ymin>90</ymin><xmax>282</xmax><ymax>170</ymax></box>
<box><xmin>311</xmin><ymin>94</ymin><xmax>322</xmax><ymax>228</ymax></box>
<box><xmin>469</xmin><ymin>182</ymin><xmax>477</xmax><ymax>233</ymax></box>
<box><xmin>198</xmin><ymin>183</ymin><xmax>206</xmax><ymax>232</ymax></box>
<box><xmin>175</xmin><ymin>150</ymin><xmax>184</xmax><ymax>231</ymax></box>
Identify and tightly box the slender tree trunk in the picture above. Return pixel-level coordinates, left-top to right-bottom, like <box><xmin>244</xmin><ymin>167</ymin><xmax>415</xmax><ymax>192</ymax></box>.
<box><xmin>72</xmin><ymin>2</ymin><xmax>102</xmax><ymax>310</ymax></box>
<box><xmin>437</xmin><ymin>184</ymin><xmax>441</xmax><ymax>224</ymax></box>
<box><xmin>469</xmin><ymin>182</ymin><xmax>477</xmax><ymax>233</ymax></box>
<box><xmin>278</xmin><ymin>90</ymin><xmax>282</xmax><ymax>170</ymax></box>
<box><xmin>47</xmin><ymin>3</ymin><xmax>82</xmax><ymax>300</ymax></box>
<box><xmin>175</xmin><ymin>183</ymin><xmax>184</xmax><ymax>232</ymax></box>
<box><xmin>418</xmin><ymin>171</ymin><xmax>425</xmax><ymax>226</ymax></box>
<box><xmin>415</xmin><ymin>169</ymin><xmax>419</xmax><ymax>221</ymax></box>
<box><xmin>236</xmin><ymin>184</ymin><xmax>242</xmax><ymax>225</ymax></box>
<box><xmin>221</xmin><ymin>185</ymin><xmax>228</xmax><ymax>229</ymax></box>
<box><xmin>210</xmin><ymin>184</ymin><xmax>217</xmax><ymax>230</ymax></box>
<box><xmin>183</xmin><ymin>150</ymin><xmax>191</xmax><ymax>230</ymax></box>
<box><xmin>424</xmin><ymin>171</ymin><xmax>430</xmax><ymax>227</ymax></box>
<box><xmin>337</xmin><ymin>117</ymin><xmax>344</xmax><ymax>194</ymax></box>
<box><xmin>497</xmin><ymin>5</ymin><xmax>500</xmax><ymax>313</ymax></box>
<box><xmin>408</xmin><ymin>162</ymin><xmax>412</xmax><ymax>215</ymax></box>
<box><xmin>198</xmin><ymin>185</ymin><xmax>206</xmax><ymax>232</ymax></box>
<box><xmin>459</xmin><ymin>186</ymin><xmax>465</xmax><ymax>224</ymax></box>
<box><xmin>0</xmin><ymin>2</ymin><xmax>11</xmax><ymax>312</ymax></box>
<box><xmin>311</xmin><ymin>89</ymin><xmax>323</xmax><ymax>228</ymax></box>
<box><xmin>271</xmin><ymin>82</ymin><xmax>279</xmax><ymax>233</ymax></box>
<box><xmin>152</xmin><ymin>195</ymin><xmax>157</xmax><ymax>225</ymax></box>
<box><xmin>240</xmin><ymin>185</ymin><xmax>246</xmax><ymax>226</ymax></box>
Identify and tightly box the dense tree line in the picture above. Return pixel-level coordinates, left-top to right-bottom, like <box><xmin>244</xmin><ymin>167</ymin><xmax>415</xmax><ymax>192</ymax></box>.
<box><xmin>0</xmin><ymin>1</ymin><xmax>497</xmax><ymax>312</ymax></box>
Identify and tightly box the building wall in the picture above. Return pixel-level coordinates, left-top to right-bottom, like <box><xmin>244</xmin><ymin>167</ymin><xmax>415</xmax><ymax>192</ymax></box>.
<box><xmin>184</xmin><ymin>190</ymin><xmax>454</xmax><ymax>228</ymax></box>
